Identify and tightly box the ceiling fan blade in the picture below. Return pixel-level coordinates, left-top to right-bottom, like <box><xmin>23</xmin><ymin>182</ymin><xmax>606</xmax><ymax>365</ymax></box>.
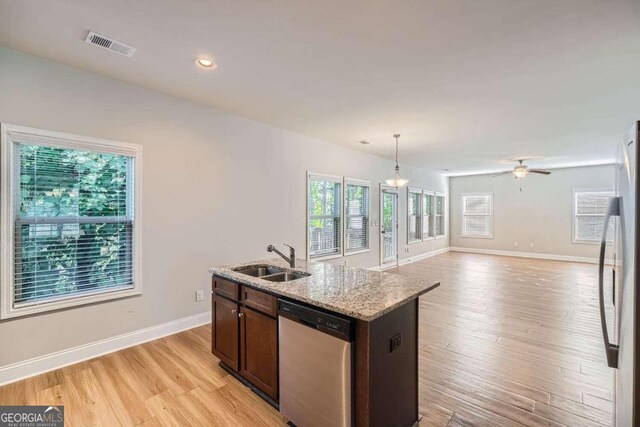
<box><xmin>529</xmin><ymin>169</ymin><xmax>551</xmax><ymax>175</ymax></box>
<box><xmin>492</xmin><ymin>171</ymin><xmax>513</xmax><ymax>177</ymax></box>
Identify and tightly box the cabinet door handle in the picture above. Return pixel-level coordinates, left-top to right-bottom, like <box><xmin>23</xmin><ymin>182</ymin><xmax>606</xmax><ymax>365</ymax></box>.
<box><xmin>231</xmin><ymin>309</ymin><xmax>237</xmax><ymax>314</ymax></box>
<box><xmin>238</xmin><ymin>312</ymin><xmax>244</xmax><ymax>318</ymax></box>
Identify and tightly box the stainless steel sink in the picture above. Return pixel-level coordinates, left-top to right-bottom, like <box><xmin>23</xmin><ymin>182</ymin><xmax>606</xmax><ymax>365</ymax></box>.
<box><xmin>233</xmin><ymin>265</ymin><xmax>310</xmax><ymax>282</ymax></box>
<box><xmin>262</xmin><ymin>272</ymin><xmax>310</xmax><ymax>282</ymax></box>
<box><xmin>233</xmin><ymin>266</ymin><xmax>283</xmax><ymax>277</ymax></box>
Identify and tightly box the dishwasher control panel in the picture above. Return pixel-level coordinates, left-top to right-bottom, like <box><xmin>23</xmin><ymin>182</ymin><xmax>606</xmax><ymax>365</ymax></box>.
<box><xmin>278</xmin><ymin>300</ymin><xmax>353</xmax><ymax>341</ymax></box>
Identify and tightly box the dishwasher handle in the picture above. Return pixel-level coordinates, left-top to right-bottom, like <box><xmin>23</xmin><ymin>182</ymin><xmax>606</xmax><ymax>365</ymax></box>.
<box><xmin>298</xmin><ymin>317</ymin><xmax>321</xmax><ymax>330</ymax></box>
<box><xmin>278</xmin><ymin>299</ymin><xmax>353</xmax><ymax>341</ymax></box>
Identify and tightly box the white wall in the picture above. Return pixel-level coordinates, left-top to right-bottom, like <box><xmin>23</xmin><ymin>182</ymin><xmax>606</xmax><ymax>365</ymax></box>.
<box><xmin>449</xmin><ymin>164</ymin><xmax>615</xmax><ymax>259</ymax></box>
<box><xmin>0</xmin><ymin>47</ymin><xmax>448</xmax><ymax>368</ymax></box>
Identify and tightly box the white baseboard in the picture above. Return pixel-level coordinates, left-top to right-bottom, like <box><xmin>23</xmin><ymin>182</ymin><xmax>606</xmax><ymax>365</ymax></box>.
<box><xmin>398</xmin><ymin>247</ymin><xmax>451</xmax><ymax>266</ymax></box>
<box><xmin>0</xmin><ymin>311</ymin><xmax>211</xmax><ymax>387</ymax></box>
<box><xmin>369</xmin><ymin>246</ymin><xmax>605</xmax><ymax>268</ymax></box>
<box><xmin>368</xmin><ymin>264</ymin><xmax>396</xmax><ymax>271</ymax></box>
<box><xmin>449</xmin><ymin>247</ymin><xmax>603</xmax><ymax>264</ymax></box>
<box><xmin>368</xmin><ymin>247</ymin><xmax>451</xmax><ymax>271</ymax></box>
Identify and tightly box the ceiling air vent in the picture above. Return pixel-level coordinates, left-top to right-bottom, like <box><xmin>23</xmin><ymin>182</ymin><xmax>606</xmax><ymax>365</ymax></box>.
<box><xmin>84</xmin><ymin>31</ymin><xmax>136</xmax><ymax>57</ymax></box>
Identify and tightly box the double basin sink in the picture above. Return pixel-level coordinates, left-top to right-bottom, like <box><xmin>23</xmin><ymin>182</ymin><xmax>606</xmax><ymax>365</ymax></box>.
<box><xmin>233</xmin><ymin>266</ymin><xmax>310</xmax><ymax>282</ymax></box>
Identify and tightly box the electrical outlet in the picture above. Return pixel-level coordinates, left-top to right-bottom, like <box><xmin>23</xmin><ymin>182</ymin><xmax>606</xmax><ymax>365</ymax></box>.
<box><xmin>530</xmin><ymin>243</ymin><xmax>534</xmax><ymax>248</ymax></box>
<box><xmin>514</xmin><ymin>242</ymin><xmax>519</xmax><ymax>248</ymax></box>
<box><xmin>195</xmin><ymin>290</ymin><xmax>204</xmax><ymax>302</ymax></box>
<box><xmin>390</xmin><ymin>333</ymin><xmax>402</xmax><ymax>352</ymax></box>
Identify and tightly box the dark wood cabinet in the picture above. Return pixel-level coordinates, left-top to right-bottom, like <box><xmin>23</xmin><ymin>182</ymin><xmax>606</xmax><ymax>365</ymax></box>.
<box><xmin>212</xmin><ymin>277</ymin><xmax>240</xmax><ymax>301</ymax></box>
<box><xmin>211</xmin><ymin>294</ymin><xmax>240</xmax><ymax>370</ymax></box>
<box><xmin>242</xmin><ymin>285</ymin><xmax>277</xmax><ymax>317</ymax></box>
<box><xmin>211</xmin><ymin>275</ymin><xmax>279</xmax><ymax>404</ymax></box>
<box><xmin>355</xmin><ymin>299</ymin><xmax>419</xmax><ymax>426</ymax></box>
<box><xmin>239</xmin><ymin>306</ymin><xmax>278</xmax><ymax>400</ymax></box>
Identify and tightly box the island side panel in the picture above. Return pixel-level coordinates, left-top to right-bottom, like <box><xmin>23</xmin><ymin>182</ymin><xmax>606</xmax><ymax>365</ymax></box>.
<box><xmin>355</xmin><ymin>299</ymin><xmax>419</xmax><ymax>427</ymax></box>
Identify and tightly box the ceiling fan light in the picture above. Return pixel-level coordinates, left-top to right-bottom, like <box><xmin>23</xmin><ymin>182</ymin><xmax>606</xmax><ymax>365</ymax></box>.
<box><xmin>514</xmin><ymin>166</ymin><xmax>528</xmax><ymax>178</ymax></box>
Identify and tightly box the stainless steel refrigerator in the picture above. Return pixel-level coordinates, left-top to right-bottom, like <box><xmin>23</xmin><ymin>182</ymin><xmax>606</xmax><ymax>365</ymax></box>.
<box><xmin>600</xmin><ymin>121</ymin><xmax>639</xmax><ymax>426</ymax></box>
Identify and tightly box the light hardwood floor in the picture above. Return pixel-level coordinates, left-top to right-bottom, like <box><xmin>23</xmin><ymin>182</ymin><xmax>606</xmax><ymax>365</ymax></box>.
<box><xmin>0</xmin><ymin>325</ymin><xmax>287</xmax><ymax>426</ymax></box>
<box><xmin>396</xmin><ymin>252</ymin><xmax>614</xmax><ymax>427</ymax></box>
<box><xmin>0</xmin><ymin>252</ymin><xmax>613</xmax><ymax>426</ymax></box>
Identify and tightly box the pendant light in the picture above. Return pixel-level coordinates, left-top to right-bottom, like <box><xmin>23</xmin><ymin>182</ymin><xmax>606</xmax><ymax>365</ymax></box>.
<box><xmin>385</xmin><ymin>134</ymin><xmax>409</xmax><ymax>187</ymax></box>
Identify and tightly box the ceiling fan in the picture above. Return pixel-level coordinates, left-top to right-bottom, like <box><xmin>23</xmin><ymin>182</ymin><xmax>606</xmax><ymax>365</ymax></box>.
<box><xmin>492</xmin><ymin>159</ymin><xmax>551</xmax><ymax>179</ymax></box>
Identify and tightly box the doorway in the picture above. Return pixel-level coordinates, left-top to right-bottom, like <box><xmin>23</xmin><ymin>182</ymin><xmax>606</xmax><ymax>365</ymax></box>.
<box><xmin>380</xmin><ymin>185</ymin><xmax>399</xmax><ymax>269</ymax></box>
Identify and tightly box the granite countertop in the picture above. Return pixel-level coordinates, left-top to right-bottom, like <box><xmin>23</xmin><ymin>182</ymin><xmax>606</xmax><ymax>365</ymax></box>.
<box><xmin>208</xmin><ymin>258</ymin><xmax>440</xmax><ymax>321</ymax></box>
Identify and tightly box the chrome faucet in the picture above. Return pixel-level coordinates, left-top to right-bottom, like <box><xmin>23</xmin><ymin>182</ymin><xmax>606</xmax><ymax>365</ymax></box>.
<box><xmin>267</xmin><ymin>243</ymin><xmax>296</xmax><ymax>268</ymax></box>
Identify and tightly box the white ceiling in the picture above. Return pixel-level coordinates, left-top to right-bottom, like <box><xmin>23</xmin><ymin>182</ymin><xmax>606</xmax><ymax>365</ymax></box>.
<box><xmin>1</xmin><ymin>0</ymin><xmax>639</xmax><ymax>174</ymax></box>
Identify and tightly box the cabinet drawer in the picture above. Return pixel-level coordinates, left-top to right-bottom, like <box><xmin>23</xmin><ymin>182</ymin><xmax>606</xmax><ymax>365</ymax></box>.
<box><xmin>242</xmin><ymin>286</ymin><xmax>277</xmax><ymax>317</ymax></box>
<box><xmin>212</xmin><ymin>277</ymin><xmax>240</xmax><ymax>301</ymax></box>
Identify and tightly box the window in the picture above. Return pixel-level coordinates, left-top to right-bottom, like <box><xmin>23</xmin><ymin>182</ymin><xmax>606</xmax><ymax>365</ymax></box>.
<box><xmin>573</xmin><ymin>190</ymin><xmax>615</xmax><ymax>243</ymax></box>
<box><xmin>435</xmin><ymin>193</ymin><xmax>445</xmax><ymax>237</ymax></box>
<box><xmin>423</xmin><ymin>191</ymin><xmax>435</xmax><ymax>239</ymax></box>
<box><xmin>462</xmin><ymin>193</ymin><xmax>493</xmax><ymax>238</ymax></box>
<box><xmin>344</xmin><ymin>179</ymin><xmax>370</xmax><ymax>254</ymax></box>
<box><xmin>407</xmin><ymin>188</ymin><xmax>422</xmax><ymax>243</ymax></box>
<box><xmin>307</xmin><ymin>173</ymin><xmax>342</xmax><ymax>258</ymax></box>
<box><xmin>1</xmin><ymin>124</ymin><xmax>141</xmax><ymax>319</ymax></box>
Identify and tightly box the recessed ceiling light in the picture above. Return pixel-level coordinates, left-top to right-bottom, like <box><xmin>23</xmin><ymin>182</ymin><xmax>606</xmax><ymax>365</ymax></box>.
<box><xmin>359</xmin><ymin>140</ymin><xmax>370</xmax><ymax>145</ymax></box>
<box><xmin>195</xmin><ymin>57</ymin><xmax>217</xmax><ymax>69</ymax></box>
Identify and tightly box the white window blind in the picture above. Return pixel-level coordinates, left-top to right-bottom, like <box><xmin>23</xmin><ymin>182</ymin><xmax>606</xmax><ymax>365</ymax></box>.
<box><xmin>308</xmin><ymin>174</ymin><xmax>342</xmax><ymax>258</ymax></box>
<box><xmin>408</xmin><ymin>188</ymin><xmax>422</xmax><ymax>243</ymax></box>
<box><xmin>1</xmin><ymin>125</ymin><xmax>141</xmax><ymax>318</ymax></box>
<box><xmin>345</xmin><ymin>181</ymin><xmax>370</xmax><ymax>253</ymax></box>
<box><xmin>435</xmin><ymin>193</ymin><xmax>445</xmax><ymax>237</ymax></box>
<box><xmin>14</xmin><ymin>144</ymin><xmax>134</xmax><ymax>306</ymax></box>
<box><xmin>423</xmin><ymin>191</ymin><xmax>434</xmax><ymax>239</ymax></box>
<box><xmin>462</xmin><ymin>193</ymin><xmax>493</xmax><ymax>238</ymax></box>
<box><xmin>574</xmin><ymin>190</ymin><xmax>615</xmax><ymax>243</ymax></box>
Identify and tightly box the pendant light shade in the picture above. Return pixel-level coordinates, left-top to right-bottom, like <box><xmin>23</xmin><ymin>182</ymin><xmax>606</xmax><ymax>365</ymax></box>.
<box><xmin>385</xmin><ymin>134</ymin><xmax>409</xmax><ymax>187</ymax></box>
<box><xmin>385</xmin><ymin>166</ymin><xmax>409</xmax><ymax>187</ymax></box>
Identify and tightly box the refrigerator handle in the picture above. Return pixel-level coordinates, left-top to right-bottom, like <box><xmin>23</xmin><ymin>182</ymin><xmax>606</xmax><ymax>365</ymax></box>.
<box><xmin>612</xmin><ymin>267</ymin><xmax>615</xmax><ymax>307</ymax></box>
<box><xmin>599</xmin><ymin>196</ymin><xmax>620</xmax><ymax>369</ymax></box>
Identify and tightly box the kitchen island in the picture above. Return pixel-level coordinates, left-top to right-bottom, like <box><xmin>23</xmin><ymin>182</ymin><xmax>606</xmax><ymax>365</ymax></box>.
<box><xmin>209</xmin><ymin>258</ymin><xmax>440</xmax><ymax>427</ymax></box>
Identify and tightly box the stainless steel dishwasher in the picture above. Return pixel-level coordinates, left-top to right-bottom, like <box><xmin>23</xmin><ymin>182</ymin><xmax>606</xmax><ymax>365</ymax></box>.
<box><xmin>278</xmin><ymin>300</ymin><xmax>353</xmax><ymax>427</ymax></box>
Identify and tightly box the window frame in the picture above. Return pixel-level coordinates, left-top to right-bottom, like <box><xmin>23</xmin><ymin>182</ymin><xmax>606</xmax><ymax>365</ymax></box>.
<box><xmin>0</xmin><ymin>124</ymin><xmax>142</xmax><ymax>319</ymax></box>
<box><xmin>343</xmin><ymin>177</ymin><xmax>371</xmax><ymax>256</ymax></box>
<box><xmin>422</xmin><ymin>190</ymin><xmax>435</xmax><ymax>241</ymax></box>
<box><xmin>461</xmin><ymin>192</ymin><xmax>494</xmax><ymax>239</ymax></box>
<box><xmin>434</xmin><ymin>192</ymin><xmax>446</xmax><ymax>239</ymax></box>
<box><xmin>572</xmin><ymin>188</ymin><xmax>615</xmax><ymax>245</ymax></box>
<box><xmin>407</xmin><ymin>187</ymin><xmax>423</xmax><ymax>244</ymax></box>
<box><xmin>306</xmin><ymin>172</ymin><xmax>344</xmax><ymax>260</ymax></box>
